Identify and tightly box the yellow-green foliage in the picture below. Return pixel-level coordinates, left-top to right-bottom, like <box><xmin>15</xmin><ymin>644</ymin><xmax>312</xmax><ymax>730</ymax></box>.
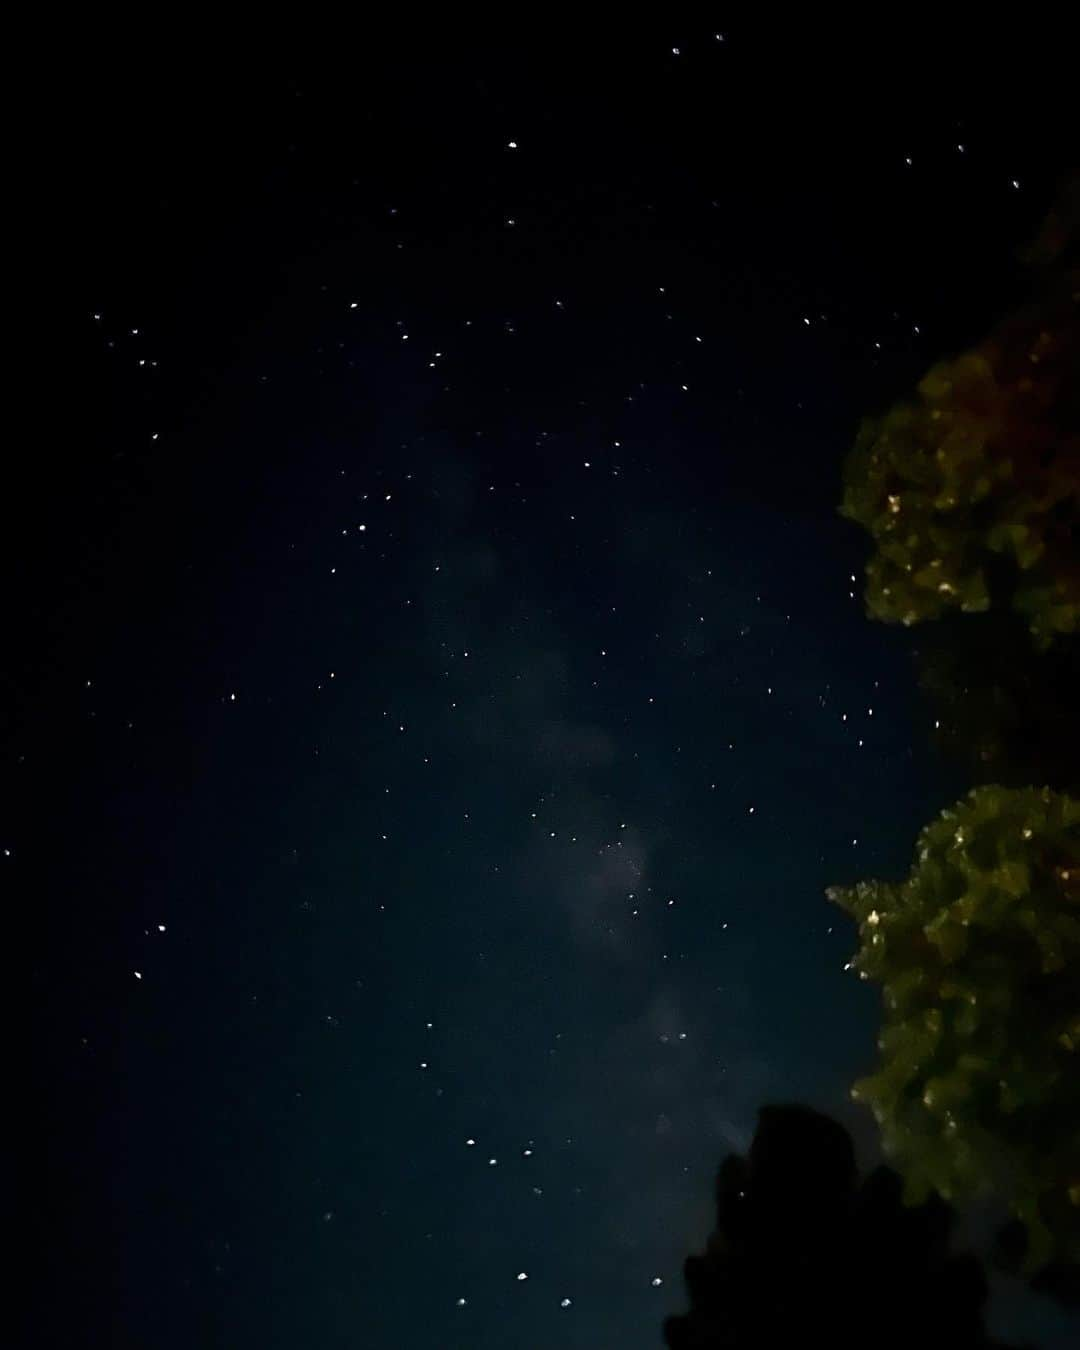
<box><xmin>827</xmin><ymin>785</ymin><xmax>1080</xmax><ymax>1271</ymax></box>
<box><xmin>839</xmin><ymin>276</ymin><xmax>1079</xmax><ymax>652</ymax></box>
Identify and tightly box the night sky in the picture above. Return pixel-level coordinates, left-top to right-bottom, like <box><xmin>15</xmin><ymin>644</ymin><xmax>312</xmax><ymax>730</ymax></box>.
<box><xmin>21</xmin><ymin>32</ymin><xmax>1078</xmax><ymax>1349</ymax></box>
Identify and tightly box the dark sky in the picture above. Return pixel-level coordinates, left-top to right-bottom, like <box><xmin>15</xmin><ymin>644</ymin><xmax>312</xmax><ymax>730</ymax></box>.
<box><xmin>19</xmin><ymin>30</ymin><xmax>1077</xmax><ymax>1349</ymax></box>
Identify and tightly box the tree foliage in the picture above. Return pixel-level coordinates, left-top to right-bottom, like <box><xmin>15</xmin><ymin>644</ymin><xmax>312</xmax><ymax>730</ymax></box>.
<box><xmin>838</xmin><ymin>186</ymin><xmax>1079</xmax><ymax>652</ymax></box>
<box><xmin>826</xmin><ymin>784</ymin><xmax>1080</xmax><ymax>1273</ymax></box>
<box><xmin>663</xmin><ymin>1104</ymin><xmax>1023</xmax><ymax>1349</ymax></box>
<box><xmin>910</xmin><ymin>610</ymin><xmax>1080</xmax><ymax>797</ymax></box>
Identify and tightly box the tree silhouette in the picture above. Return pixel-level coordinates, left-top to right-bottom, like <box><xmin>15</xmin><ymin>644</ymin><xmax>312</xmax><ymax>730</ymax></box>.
<box><xmin>909</xmin><ymin>609</ymin><xmax>1080</xmax><ymax>796</ymax></box>
<box><xmin>663</xmin><ymin>1103</ymin><xmax>1026</xmax><ymax>1349</ymax></box>
<box><xmin>994</xmin><ymin>1215</ymin><xmax>1080</xmax><ymax>1312</ymax></box>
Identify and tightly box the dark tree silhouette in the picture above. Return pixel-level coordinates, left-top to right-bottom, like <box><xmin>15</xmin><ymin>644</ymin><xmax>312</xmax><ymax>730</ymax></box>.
<box><xmin>662</xmin><ymin>1104</ymin><xmax>1029</xmax><ymax>1349</ymax></box>
<box><xmin>910</xmin><ymin>609</ymin><xmax>1080</xmax><ymax>797</ymax></box>
<box><xmin>994</xmin><ymin>1217</ymin><xmax>1080</xmax><ymax>1312</ymax></box>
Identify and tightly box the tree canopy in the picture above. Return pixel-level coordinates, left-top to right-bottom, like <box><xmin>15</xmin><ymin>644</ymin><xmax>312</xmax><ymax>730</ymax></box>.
<box><xmin>826</xmin><ymin>785</ymin><xmax>1080</xmax><ymax>1274</ymax></box>
<box><xmin>829</xmin><ymin>181</ymin><xmax>1080</xmax><ymax>1289</ymax></box>
<box><xmin>909</xmin><ymin>609</ymin><xmax>1080</xmax><ymax>797</ymax></box>
<box><xmin>838</xmin><ymin>182</ymin><xmax>1079</xmax><ymax>652</ymax></box>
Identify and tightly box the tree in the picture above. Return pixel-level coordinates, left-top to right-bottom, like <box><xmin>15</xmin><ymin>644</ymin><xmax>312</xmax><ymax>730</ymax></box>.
<box><xmin>828</xmin><ymin>181</ymin><xmax>1080</xmax><ymax>1294</ymax></box>
<box><xmin>663</xmin><ymin>1103</ymin><xmax>1025</xmax><ymax>1349</ymax></box>
<box><xmin>826</xmin><ymin>785</ymin><xmax>1080</xmax><ymax>1275</ymax></box>
<box><xmin>909</xmin><ymin>608</ymin><xmax>1080</xmax><ymax>797</ymax></box>
<box><xmin>838</xmin><ymin>180</ymin><xmax>1079</xmax><ymax>653</ymax></box>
